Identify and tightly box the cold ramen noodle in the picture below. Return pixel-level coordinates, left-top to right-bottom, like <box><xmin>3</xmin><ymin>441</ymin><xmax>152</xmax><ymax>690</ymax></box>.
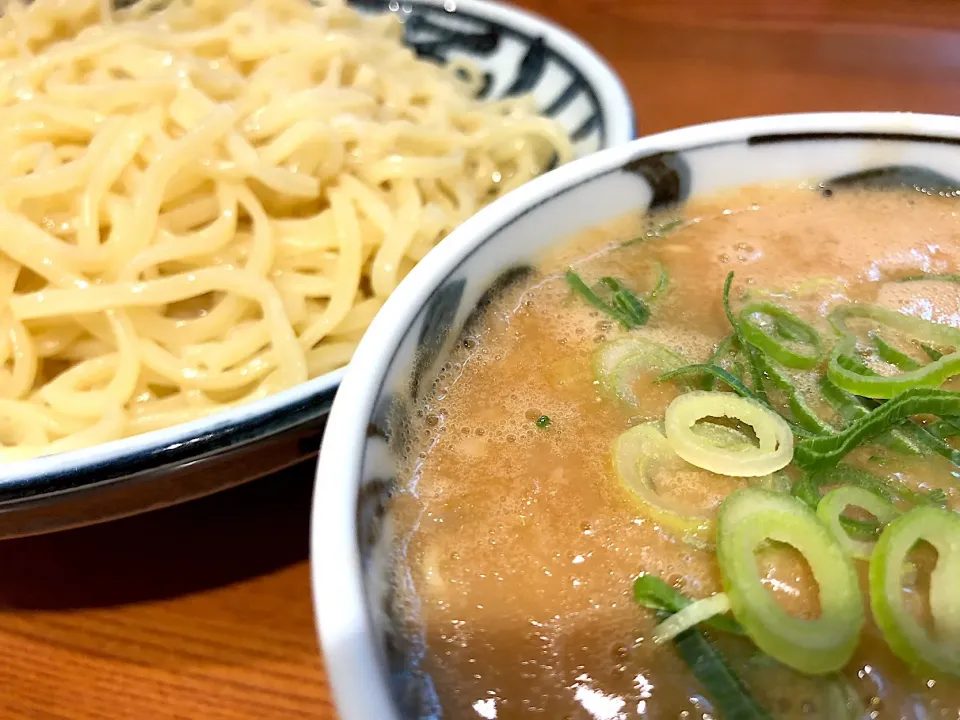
<box><xmin>0</xmin><ymin>0</ymin><xmax>570</xmax><ymax>458</ymax></box>
<box><xmin>393</xmin><ymin>183</ymin><xmax>960</xmax><ymax>719</ymax></box>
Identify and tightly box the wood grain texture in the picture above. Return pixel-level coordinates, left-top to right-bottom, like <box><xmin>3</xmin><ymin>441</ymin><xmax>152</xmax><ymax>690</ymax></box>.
<box><xmin>3</xmin><ymin>1</ymin><xmax>960</xmax><ymax>718</ymax></box>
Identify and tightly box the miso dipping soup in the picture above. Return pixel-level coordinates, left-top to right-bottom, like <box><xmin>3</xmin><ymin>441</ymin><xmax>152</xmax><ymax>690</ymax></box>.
<box><xmin>390</xmin><ymin>183</ymin><xmax>960</xmax><ymax>719</ymax></box>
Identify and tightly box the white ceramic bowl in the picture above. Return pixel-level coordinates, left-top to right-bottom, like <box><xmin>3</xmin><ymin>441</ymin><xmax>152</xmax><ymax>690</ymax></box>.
<box><xmin>311</xmin><ymin>111</ymin><xmax>960</xmax><ymax>719</ymax></box>
<box><xmin>0</xmin><ymin>0</ymin><xmax>632</xmax><ymax>538</ymax></box>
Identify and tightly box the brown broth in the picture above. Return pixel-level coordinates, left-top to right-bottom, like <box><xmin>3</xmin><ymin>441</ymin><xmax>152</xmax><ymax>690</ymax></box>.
<box><xmin>392</xmin><ymin>185</ymin><xmax>960</xmax><ymax>719</ymax></box>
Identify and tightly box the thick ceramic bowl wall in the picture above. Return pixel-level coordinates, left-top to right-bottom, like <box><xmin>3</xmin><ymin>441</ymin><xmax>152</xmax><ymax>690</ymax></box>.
<box><xmin>310</xmin><ymin>112</ymin><xmax>960</xmax><ymax>720</ymax></box>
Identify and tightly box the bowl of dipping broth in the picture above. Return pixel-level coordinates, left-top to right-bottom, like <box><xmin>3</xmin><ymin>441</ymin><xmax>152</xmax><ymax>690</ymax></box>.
<box><xmin>312</xmin><ymin>112</ymin><xmax>960</xmax><ymax>719</ymax></box>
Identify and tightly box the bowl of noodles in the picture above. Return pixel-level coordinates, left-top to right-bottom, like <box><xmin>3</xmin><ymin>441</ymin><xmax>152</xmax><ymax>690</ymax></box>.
<box><xmin>0</xmin><ymin>0</ymin><xmax>632</xmax><ymax>535</ymax></box>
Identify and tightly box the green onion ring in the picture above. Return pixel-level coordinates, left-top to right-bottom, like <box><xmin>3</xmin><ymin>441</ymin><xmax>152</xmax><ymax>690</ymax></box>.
<box><xmin>664</xmin><ymin>391</ymin><xmax>794</xmax><ymax>477</ymax></box>
<box><xmin>869</xmin><ymin>506</ymin><xmax>960</xmax><ymax>676</ymax></box>
<box><xmin>754</xmin><ymin>353</ymin><xmax>834</xmax><ymax>435</ymax></box>
<box><xmin>594</xmin><ymin>338</ymin><xmax>687</xmax><ymax>405</ymax></box>
<box><xmin>827</xmin><ymin>304</ymin><xmax>960</xmax><ymax>399</ymax></box>
<box><xmin>718</xmin><ymin>488</ymin><xmax>864</xmax><ymax>674</ymax></box>
<box><xmin>816</xmin><ymin>485</ymin><xmax>900</xmax><ymax>560</ymax></box>
<box><xmin>739</xmin><ymin>302</ymin><xmax>824</xmax><ymax>370</ymax></box>
<box><xmin>794</xmin><ymin>388</ymin><xmax>960</xmax><ymax>471</ymax></box>
<box><xmin>612</xmin><ymin>422</ymin><xmax>712</xmax><ymax>546</ymax></box>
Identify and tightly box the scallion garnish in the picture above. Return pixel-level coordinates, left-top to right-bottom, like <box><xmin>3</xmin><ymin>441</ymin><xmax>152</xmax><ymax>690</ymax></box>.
<box><xmin>870</xmin><ymin>506</ymin><xmax>960</xmax><ymax>676</ymax></box>
<box><xmin>657</xmin><ymin>364</ymin><xmax>819</xmax><ymax>439</ymax></box>
<box><xmin>926</xmin><ymin>418</ymin><xmax>960</xmax><ymax>439</ymax></box>
<box><xmin>664</xmin><ymin>391</ymin><xmax>794</xmax><ymax>477</ymax></box>
<box><xmin>921</xmin><ymin>343</ymin><xmax>944</xmax><ymax>361</ymax></box>
<box><xmin>565</xmin><ymin>270</ymin><xmax>650</xmax><ymax>329</ymax></box>
<box><xmin>615</xmin><ymin>424</ymin><xmax>712</xmax><ymax>545</ymax></box>
<box><xmin>816</xmin><ymin>485</ymin><xmax>900</xmax><ymax>560</ymax></box>
<box><xmin>648</xmin><ymin>260</ymin><xmax>670</xmax><ymax>301</ymax></box>
<box><xmin>739</xmin><ymin>302</ymin><xmax>824</xmax><ymax>370</ymax></box>
<box><xmin>818</xmin><ymin>377</ymin><xmax>924</xmax><ymax>455</ymax></box>
<box><xmin>837</xmin><ymin>515</ymin><xmax>883</xmax><ymax>541</ymax></box>
<box><xmin>634</xmin><ymin>574</ymin><xmax>743</xmax><ymax>635</ymax></box>
<box><xmin>595</xmin><ymin>338</ymin><xmax>688</xmax><ymax>405</ymax></box>
<box><xmin>795</xmin><ymin>463</ymin><xmax>947</xmax><ymax>511</ymax></box>
<box><xmin>827</xmin><ymin>304</ymin><xmax>960</xmax><ymax>399</ymax></box>
<box><xmin>535</xmin><ymin>415</ymin><xmax>551</xmax><ymax>429</ymax></box>
<box><xmin>633</xmin><ymin>575</ymin><xmax>771</xmax><ymax>719</ymax></box>
<box><xmin>791</xmin><ymin>473</ymin><xmax>822</xmax><ymax>510</ymax></box>
<box><xmin>754</xmin><ymin>354</ymin><xmax>834</xmax><ymax>435</ymax></box>
<box><xmin>657</xmin><ymin>363</ymin><xmax>762</xmax><ymax>404</ymax></box>
<box><xmin>723</xmin><ymin>272</ymin><xmax>770</xmax><ymax>404</ymax></box>
<box><xmin>794</xmin><ymin>476</ymin><xmax>897</xmax><ymax>545</ymax></box>
<box><xmin>871</xmin><ymin>334</ymin><xmax>922</xmax><ymax>371</ymax></box>
<box><xmin>717</xmin><ymin>489</ymin><xmax>864</xmax><ymax>674</ymax></box>
<box><xmin>702</xmin><ymin>335</ymin><xmax>739</xmax><ymax>391</ymax></box>
<box><xmin>669</xmin><ymin>624</ymin><xmax>774</xmax><ymax>720</ymax></box>
<box><xmin>896</xmin><ymin>272</ymin><xmax>960</xmax><ymax>284</ymax></box>
<box><xmin>794</xmin><ymin>388</ymin><xmax>960</xmax><ymax>471</ymax></box>
<box><xmin>653</xmin><ymin>593</ymin><xmax>734</xmax><ymax>643</ymax></box>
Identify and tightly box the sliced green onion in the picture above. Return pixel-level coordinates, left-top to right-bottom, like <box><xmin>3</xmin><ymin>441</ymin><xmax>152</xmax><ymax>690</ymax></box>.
<box><xmin>922</xmin><ymin>343</ymin><xmax>944</xmax><ymax>361</ymax></box>
<box><xmin>739</xmin><ymin>302</ymin><xmax>824</xmax><ymax>370</ymax></box>
<box><xmin>818</xmin><ymin>376</ymin><xmax>867</xmax><ymax>424</ymax></box>
<box><xmin>653</xmin><ymin>593</ymin><xmax>732</xmax><ymax>644</ymax></box>
<box><xmin>664</xmin><ymin>392</ymin><xmax>794</xmax><ymax>477</ymax></box>
<box><xmin>717</xmin><ymin>488</ymin><xmax>864</xmax><ymax>674</ymax></box>
<box><xmin>755</xmin><ymin>354</ymin><xmax>834</xmax><ymax>435</ymax></box>
<box><xmin>830</xmin><ymin>303</ymin><xmax>960</xmax><ymax>347</ymax></box>
<box><xmin>818</xmin><ymin>377</ymin><xmax>924</xmax><ymax>456</ymax></box>
<box><xmin>669</xmin><ymin>620</ymin><xmax>773</xmax><ymax>719</ymax></box>
<box><xmin>723</xmin><ymin>272</ymin><xmax>769</xmax><ymax>404</ymax></box>
<box><xmin>828</xmin><ymin>338</ymin><xmax>960</xmax><ymax>399</ymax></box>
<box><xmin>926</xmin><ymin>418</ymin><xmax>960</xmax><ymax>439</ymax></box>
<box><xmin>896</xmin><ymin>418</ymin><xmax>960</xmax><ymax>470</ymax></box>
<box><xmin>869</xmin><ymin>506</ymin><xmax>960</xmax><ymax>676</ymax></box>
<box><xmin>702</xmin><ymin>335</ymin><xmax>738</xmax><ymax>391</ymax></box>
<box><xmin>802</xmin><ymin>463</ymin><xmax>948</xmax><ymax>511</ymax></box>
<box><xmin>566</xmin><ymin>270</ymin><xmax>650</xmax><ymax>329</ymax></box>
<box><xmin>633</xmin><ymin>574</ymin><xmax>743</xmax><ymax>635</ymax></box>
<box><xmin>652</xmin><ymin>217</ymin><xmax>684</xmax><ymax>236</ymax></box>
<box><xmin>794</xmin><ymin>388</ymin><xmax>960</xmax><ymax>471</ymax></box>
<box><xmin>602</xmin><ymin>277</ymin><xmax>651</xmax><ymax>325</ymax></box>
<box><xmin>659</xmin><ymin>363</ymin><xmax>762</xmax><ymax>404</ymax></box>
<box><xmin>648</xmin><ymin>261</ymin><xmax>670</xmax><ymax>301</ymax></box>
<box><xmin>827</xmin><ymin>304</ymin><xmax>960</xmax><ymax>399</ymax></box>
<box><xmin>634</xmin><ymin>576</ymin><xmax>771</xmax><ymax>719</ymax></box>
<box><xmin>692</xmin><ymin>423</ymin><xmax>785</xmax><ymax>491</ymax></box>
<box><xmin>613</xmin><ymin>422</ymin><xmax>712</xmax><ymax>545</ymax></box>
<box><xmin>816</xmin><ymin>485</ymin><xmax>900</xmax><ymax>560</ymax></box>
<box><xmin>872</xmin><ymin>334</ymin><xmax>922</xmax><ymax>371</ymax></box>
<box><xmin>838</xmin><ymin>515</ymin><xmax>883</xmax><ymax>542</ymax></box>
<box><xmin>791</xmin><ymin>473</ymin><xmax>823</xmax><ymax>510</ymax></box>
<box><xmin>660</xmin><ymin>364</ymin><xmax>819</xmax><ymax>439</ymax></box>
<box><xmin>594</xmin><ymin>338</ymin><xmax>687</xmax><ymax>405</ymax></box>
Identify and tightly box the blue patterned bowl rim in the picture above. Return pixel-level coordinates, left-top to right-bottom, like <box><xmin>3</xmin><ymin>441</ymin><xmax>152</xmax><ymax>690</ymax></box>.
<box><xmin>311</xmin><ymin>111</ymin><xmax>960</xmax><ymax>720</ymax></box>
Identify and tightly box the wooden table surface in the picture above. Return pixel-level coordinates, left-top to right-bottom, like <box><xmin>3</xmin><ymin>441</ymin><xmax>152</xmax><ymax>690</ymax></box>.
<box><xmin>3</xmin><ymin>1</ymin><xmax>960</xmax><ymax>718</ymax></box>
